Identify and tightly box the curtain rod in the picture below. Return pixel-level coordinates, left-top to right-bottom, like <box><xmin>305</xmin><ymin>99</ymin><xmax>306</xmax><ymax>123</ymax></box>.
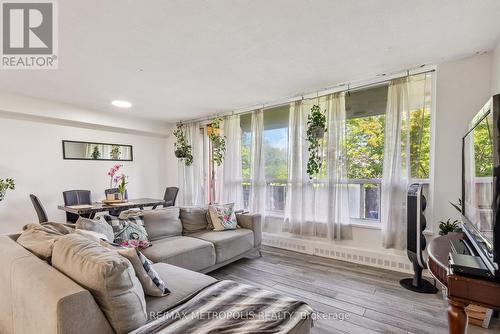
<box><xmin>180</xmin><ymin>65</ymin><xmax>436</xmax><ymax>125</ymax></box>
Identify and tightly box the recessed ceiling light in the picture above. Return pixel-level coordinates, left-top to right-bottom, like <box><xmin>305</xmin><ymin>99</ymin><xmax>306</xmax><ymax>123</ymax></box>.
<box><xmin>111</xmin><ymin>100</ymin><xmax>132</xmax><ymax>108</ymax></box>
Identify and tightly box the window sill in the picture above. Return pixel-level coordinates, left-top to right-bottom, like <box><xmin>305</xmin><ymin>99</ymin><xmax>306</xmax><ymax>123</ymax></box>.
<box><xmin>264</xmin><ymin>212</ymin><xmax>285</xmax><ymax>219</ymax></box>
<box><xmin>349</xmin><ymin>221</ymin><xmax>381</xmax><ymax>230</ymax></box>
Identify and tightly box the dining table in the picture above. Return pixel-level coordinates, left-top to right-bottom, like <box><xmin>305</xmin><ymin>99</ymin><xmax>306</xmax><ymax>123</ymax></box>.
<box><xmin>57</xmin><ymin>198</ymin><xmax>166</xmax><ymax>217</ymax></box>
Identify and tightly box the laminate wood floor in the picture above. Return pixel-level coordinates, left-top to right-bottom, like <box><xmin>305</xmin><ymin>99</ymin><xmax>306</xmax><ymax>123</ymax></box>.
<box><xmin>209</xmin><ymin>246</ymin><xmax>499</xmax><ymax>334</ymax></box>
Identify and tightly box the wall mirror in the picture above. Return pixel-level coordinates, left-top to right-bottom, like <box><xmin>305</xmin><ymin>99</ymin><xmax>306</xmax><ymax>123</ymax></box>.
<box><xmin>62</xmin><ymin>140</ymin><xmax>133</xmax><ymax>161</ymax></box>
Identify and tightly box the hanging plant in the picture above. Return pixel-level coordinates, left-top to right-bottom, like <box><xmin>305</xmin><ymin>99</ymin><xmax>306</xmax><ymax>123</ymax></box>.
<box><xmin>208</xmin><ymin>117</ymin><xmax>226</xmax><ymax>166</ymax></box>
<box><xmin>0</xmin><ymin>178</ymin><xmax>15</xmax><ymax>202</ymax></box>
<box><xmin>173</xmin><ymin>123</ymin><xmax>193</xmax><ymax>166</ymax></box>
<box><xmin>306</xmin><ymin>104</ymin><xmax>327</xmax><ymax>178</ymax></box>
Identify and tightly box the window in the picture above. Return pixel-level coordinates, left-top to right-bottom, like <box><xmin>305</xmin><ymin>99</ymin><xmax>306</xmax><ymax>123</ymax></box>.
<box><xmin>239</xmin><ymin>72</ymin><xmax>433</xmax><ymax>222</ymax></box>
<box><xmin>241</xmin><ymin>113</ymin><xmax>252</xmax><ymax>209</ymax></box>
<box><xmin>240</xmin><ymin>106</ymin><xmax>289</xmax><ymax>214</ymax></box>
<box><xmin>345</xmin><ymin>72</ymin><xmax>433</xmax><ymax>221</ymax></box>
<box><xmin>263</xmin><ymin>106</ymin><xmax>289</xmax><ymax>214</ymax></box>
<box><xmin>345</xmin><ymin>85</ymin><xmax>387</xmax><ymax>220</ymax></box>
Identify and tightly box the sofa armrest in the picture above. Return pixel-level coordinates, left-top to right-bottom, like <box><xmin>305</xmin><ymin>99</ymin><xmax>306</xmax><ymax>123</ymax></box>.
<box><xmin>236</xmin><ymin>213</ymin><xmax>262</xmax><ymax>248</ymax></box>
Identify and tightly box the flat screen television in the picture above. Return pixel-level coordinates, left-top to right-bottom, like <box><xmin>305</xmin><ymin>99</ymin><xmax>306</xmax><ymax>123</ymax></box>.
<box><xmin>462</xmin><ymin>94</ymin><xmax>500</xmax><ymax>279</ymax></box>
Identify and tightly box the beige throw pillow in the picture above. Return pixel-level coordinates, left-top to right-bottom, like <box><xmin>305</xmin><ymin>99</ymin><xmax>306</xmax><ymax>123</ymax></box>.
<box><xmin>17</xmin><ymin>222</ymin><xmax>74</xmax><ymax>261</ymax></box>
<box><xmin>51</xmin><ymin>234</ymin><xmax>147</xmax><ymax>334</ymax></box>
<box><xmin>208</xmin><ymin>203</ymin><xmax>239</xmax><ymax>231</ymax></box>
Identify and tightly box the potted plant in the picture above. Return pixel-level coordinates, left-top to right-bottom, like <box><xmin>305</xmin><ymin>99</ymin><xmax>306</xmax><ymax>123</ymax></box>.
<box><xmin>438</xmin><ymin>219</ymin><xmax>461</xmax><ymax>236</ymax></box>
<box><xmin>306</xmin><ymin>104</ymin><xmax>327</xmax><ymax>178</ymax></box>
<box><xmin>91</xmin><ymin>145</ymin><xmax>101</xmax><ymax>159</ymax></box>
<box><xmin>116</xmin><ymin>174</ymin><xmax>128</xmax><ymax>200</ymax></box>
<box><xmin>173</xmin><ymin>123</ymin><xmax>193</xmax><ymax>166</ymax></box>
<box><xmin>110</xmin><ymin>145</ymin><xmax>121</xmax><ymax>160</ymax></box>
<box><xmin>450</xmin><ymin>198</ymin><xmax>463</xmax><ymax>214</ymax></box>
<box><xmin>208</xmin><ymin>117</ymin><xmax>226</xmax><ymax>166</ymax></box>
<box><xmin>0</xmin><ymin>178</ymin><xmax>15</xmax><ymax>202</ymax></box>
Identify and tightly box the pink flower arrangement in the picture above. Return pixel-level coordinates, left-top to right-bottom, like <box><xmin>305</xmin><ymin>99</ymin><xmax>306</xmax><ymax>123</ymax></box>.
<box><xmin>120</xmin><ymin>240</ymin><xmax>150</xmax><ymax>249</ymax></box>
<box><xmin>107</xmin><ymin>164</ymin><xmax>123</xmax><ymax>188</ymax></box>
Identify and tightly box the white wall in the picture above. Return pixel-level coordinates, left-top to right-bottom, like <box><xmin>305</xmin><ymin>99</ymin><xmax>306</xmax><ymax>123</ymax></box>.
<box><xmin>0</xmin><ymin>96</ymin><xmax>178</xmax><ymax>235</ymax></box>
<box><xmin>492</xmin><ymin>40</ymin><xmax>500</xmax><ymax>95</ymax></box>
<box><xmin>433</xmin><ymin>53</ymin><xmax>493</xmax><ymax>228</ymax></box>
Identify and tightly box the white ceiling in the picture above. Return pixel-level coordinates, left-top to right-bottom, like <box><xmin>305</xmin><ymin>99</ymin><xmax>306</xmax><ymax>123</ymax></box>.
<box><xmin>1</xmin><ymin>0</ymin><xmax>500</xmax><ymax>123</ymax></box>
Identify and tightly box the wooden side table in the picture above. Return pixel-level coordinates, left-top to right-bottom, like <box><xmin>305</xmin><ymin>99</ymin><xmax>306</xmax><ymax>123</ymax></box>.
<box><xmin>427</xmin><ymin>234</ymin><xmax>500</xmax><ymax>334</ymax></box>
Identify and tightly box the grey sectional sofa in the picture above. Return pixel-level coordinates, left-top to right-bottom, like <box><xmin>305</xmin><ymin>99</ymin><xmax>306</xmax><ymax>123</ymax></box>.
<box><xmin>0</xmin><ymin>207</ymin><xmax>313</xmax><ymax>334</ymax></box>
<box><xmin>140</xmin><ymin>207</ymin><xmax>262</xmax><ymax>273</ymax></box>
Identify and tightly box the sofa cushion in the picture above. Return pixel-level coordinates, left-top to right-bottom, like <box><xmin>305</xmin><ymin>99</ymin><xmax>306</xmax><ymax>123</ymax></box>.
<box><xmin>189</xmin><ymin>229</ymin><xmax>254</xmax><ymax>263</ymax></box>
<box><xmin>142</xmin><ymin>207</ymin><xmax>182</xmax><ymax>240</ymax></box>
<box><xmin>145</xmin><ymin>263</ymin><xmax>217</xmax><ymax>318</ymax></box>
<box><xmin>141</xmin><ymin>236</ymin><xmax>216</xmax><ymax>272</ymax></box>
<box><xmin>180</xmin><ymin>206</ymin><xmax>208</xmax><ymax>233</ymax></box>
<box><xmin>51</xmin><ymin>234</ymin><xmax>147</xmax><ymax>334</ymax></box>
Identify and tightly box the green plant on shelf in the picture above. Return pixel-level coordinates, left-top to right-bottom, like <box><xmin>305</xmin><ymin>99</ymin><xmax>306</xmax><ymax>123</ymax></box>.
<box><xmin>438</xmin><ymin>218</ymin><xmax>461</xmax><ymax>236</ymax></box>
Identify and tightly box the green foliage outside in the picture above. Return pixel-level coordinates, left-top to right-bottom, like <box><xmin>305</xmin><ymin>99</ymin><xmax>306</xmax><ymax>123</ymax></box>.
<box><xmin>346</xmin><ymin>115</ymin><xmax>385</xmax><ymax>179</ymax></box>
<box><xmin>241</xmin><ymin>108</ymin><xmax>431</xmax><ymax>182</ymax></box>
<box><xmin>473</xmin><ymin>115</ymin><xmax>493</xmax><ymax>177</ymax></box>
<box><xmin>241</xmin><ymin>132</ymin><xmax>288</xmax><ymax>181</ymax></box>
<box><xmin>345</xmin><ymin>108</ymin><xmax>431</xmax><ymax>180</ymax></box>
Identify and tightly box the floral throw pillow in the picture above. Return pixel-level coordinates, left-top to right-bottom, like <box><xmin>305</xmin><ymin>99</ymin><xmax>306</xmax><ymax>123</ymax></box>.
<box><xmin>208</xmin><ymin>203</ymin><xmax>238</xmax><ymax>231</ymax></box>
<box><xmin>103</xmin><ymin>215</ymin><xmax>151</xmax><ymax>249</ymax></box>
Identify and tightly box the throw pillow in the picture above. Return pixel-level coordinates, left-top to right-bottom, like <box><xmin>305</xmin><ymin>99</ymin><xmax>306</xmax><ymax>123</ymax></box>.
<box><xmin>117</xmin><ymin>247</ymin><xmax>170</xmax><ymax>297</ymax></box>
<box><xmin>208</xmin><ymin>203</ymin><xmax>238</xmax><ymax>231</ymax></box>
<box><xmin>142</xmin><ymin>207</ymin><xmax>182</xmax><ymax>240</ymax></box>
<box><xmin>180</xmin><ymin>207</ymin><xmax>209</xmax><ymax>233</ymax></box>
<box><xmin>76</xmin><ymin>216</ymin><xmax>114</xmax><ymax>242</ymax></box>
<box><xmin>17</xmin><ymin>222</ymin><xmax>74</xmax><ymax>261</ymax></box>
<box><xmin>51</xmin><ymin>234</ymin><xmax>147</xmax><ymax>334</ymax></box>
<box><xmin>103</xmin><ymin>215</ymin><xmax>151</xmax><ymax>249</ymax></box>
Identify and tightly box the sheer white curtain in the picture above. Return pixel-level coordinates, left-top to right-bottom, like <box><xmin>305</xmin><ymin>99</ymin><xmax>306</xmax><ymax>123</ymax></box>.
<box><xmin>216</xmin><ymin>115</ymin><xmax>244</xmax><ymax>209</ymax></box>
<box><xmin>178</xmin><ymin>122</ymin><xmax>205</xmax><ymax>206</ymax></box>
<box><xmin>284</xmin><ymin>93</ymin><xmax>350</xmax><ymax>240</ymax></box>
<box><xmin>326</xmin><ymin>93</ymin><xmax>350</xmax><ymax>240</ymax></box>
<box><xmin>249</xmin><ymin>109</ymin><xmax>266</xmax><ymax>215</ymax></box>
<box><xmin>381</xmin><ymin>77</ymin><xmax>411</xmax><ymax>249</ymax></box>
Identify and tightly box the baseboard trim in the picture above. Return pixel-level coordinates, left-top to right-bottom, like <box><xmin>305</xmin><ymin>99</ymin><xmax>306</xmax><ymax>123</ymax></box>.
<box><xmin>262</xmin><ymin>232</ymin><xmax>414</xmax><ymax>274</ymax></box>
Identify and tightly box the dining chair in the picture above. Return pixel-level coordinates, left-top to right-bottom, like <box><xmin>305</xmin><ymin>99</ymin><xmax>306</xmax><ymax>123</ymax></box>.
<box><xmin>63</xmin><ymin>190</ymin><xmax>92</xmax><ymax>223</ymax></box>
<box><xmin>29</xmin><ymin>194</ymin><xmax>49</xmax><ymax>224</ymax></box>
<box><xmin>164</xmin><ymin>187</ymin><xmax>179</xmax><ymax>207</ymax></box>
